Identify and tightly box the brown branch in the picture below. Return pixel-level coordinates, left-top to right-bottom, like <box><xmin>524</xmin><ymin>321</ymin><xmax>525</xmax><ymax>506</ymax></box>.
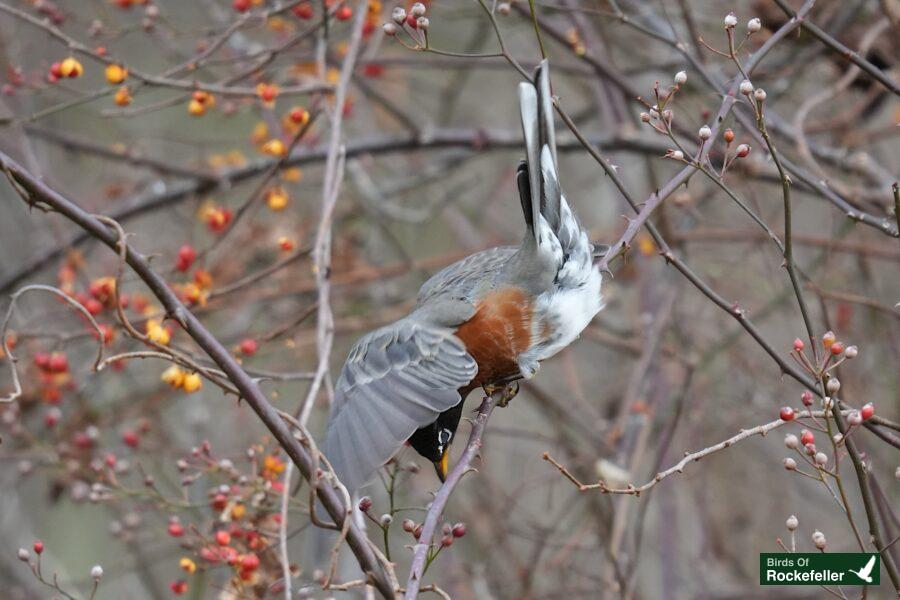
<box><xmin>0</xmin><ymin>150</ymin><xmax>398</xmax><ymax>599</ymax></box>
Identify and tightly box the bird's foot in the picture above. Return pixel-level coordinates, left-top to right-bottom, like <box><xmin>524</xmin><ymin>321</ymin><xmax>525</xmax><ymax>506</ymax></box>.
<box><xmin>495</xmin><ymin>382</ymin><xmax>519</xmax><ymax>408</ymax></box>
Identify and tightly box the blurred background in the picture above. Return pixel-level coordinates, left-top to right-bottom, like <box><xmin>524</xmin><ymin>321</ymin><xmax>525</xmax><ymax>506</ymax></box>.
<box><xmin>0</xmin><ymin>0</ymin><xmax>897</xmax><ymax>598</ymax></box>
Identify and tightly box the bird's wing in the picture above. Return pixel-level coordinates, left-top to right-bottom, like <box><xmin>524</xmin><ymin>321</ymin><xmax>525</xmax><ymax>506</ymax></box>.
<box><xmin>861</xmin><ymin>555</ymin><xmax>876</xmax><ymax>576</ymax></box>
<box><xmin>324</xmin><ymin>314</ymin><xmax>478</xmax><ymax>490</ymax></box>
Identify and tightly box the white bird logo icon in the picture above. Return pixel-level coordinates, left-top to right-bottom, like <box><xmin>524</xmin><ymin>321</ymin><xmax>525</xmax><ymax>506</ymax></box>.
<box><xmin>848</xmin><ymin>555</ymin><xmax>876</xmax><ymax>583</ymax></box>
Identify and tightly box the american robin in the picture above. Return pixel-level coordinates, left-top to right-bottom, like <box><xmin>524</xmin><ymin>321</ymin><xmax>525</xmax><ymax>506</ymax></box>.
<box><xmin>324</xmin><ymin>61</ymin><xmax>604</xmax><ymax>490</ymax></box>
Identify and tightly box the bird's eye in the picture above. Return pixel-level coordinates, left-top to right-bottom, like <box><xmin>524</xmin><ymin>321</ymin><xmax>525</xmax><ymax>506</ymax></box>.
<box><xmin>438</xmin><ymin>428</ymin><xmax>452</xmax><ymax>445</ymax></box>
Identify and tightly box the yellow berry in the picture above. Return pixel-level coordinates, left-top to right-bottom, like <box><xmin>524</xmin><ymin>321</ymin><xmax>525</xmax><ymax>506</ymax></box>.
<box><xmin>261</xmin><ymin>138</ymin><xmax>286</xmax><ymax>157</ymax></box>
<box><xmin>114</xmin><ymin>86</ymin><xmax>132</xmax><ymax>106</ymax></box>
<box><xmin>188</xmin><ymin>99</ymin><xmax>206</xmax><ymax>116</ymax></box>
<box><xmin>179</xmin><ymin>557</ymin><xmax>196</xmax><ymax>574</ymax></box>
<box><xmin>105</xmin><ymin>64</ymin><xmax>128</xmax><ymax>84</ymax></box>
<box><xmin>266</xmin><ymin>187</ymin><xmax>289</xmax><ymax>211</ymax></box>
<box><xmin>182</xmin><ymin>372</ymin><xmax>202</xmax><ymax>393</ymax></box>
<box><xmin>161</xmin><ymin>365</ymin><xmax>185</xmax><ymax>388</ymax></box>
<box><xmin>59</xmin><ymin>57</ymin><xmax>84</xmax><ymax>78</ymax></box>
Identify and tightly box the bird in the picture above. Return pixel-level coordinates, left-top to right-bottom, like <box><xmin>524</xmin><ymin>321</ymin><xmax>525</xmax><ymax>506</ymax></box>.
<box><xmin>323</xmin><ymin>60</ymin><xmax>604</xmax><ymax>491</ymax></box>
<box><xmin>848</xmin><ymin>555</ymin><xmax>876</xmax><ymax>583</ymax></box>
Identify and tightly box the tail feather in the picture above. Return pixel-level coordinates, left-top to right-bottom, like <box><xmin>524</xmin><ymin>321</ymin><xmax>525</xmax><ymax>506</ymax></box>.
<box><xmin>518</xmin><ymin>82</ymin><xmax>541</xmax><ymax>243</ymax></box>
<box><xmin>519</xmin><ymin>59</ymin><xmax>562</xmax><ymax>239</ymax></box>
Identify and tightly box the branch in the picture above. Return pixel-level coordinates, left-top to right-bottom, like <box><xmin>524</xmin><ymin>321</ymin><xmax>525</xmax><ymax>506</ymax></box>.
<box><xmin>404</xmin><ymin>391</ymin><xmax>500</xmax><ymax>600</ymax></box>
<box><xmin>0</xmin><ymin>150</ymin><xmax>398</xmax><ymax>600</ymax></box>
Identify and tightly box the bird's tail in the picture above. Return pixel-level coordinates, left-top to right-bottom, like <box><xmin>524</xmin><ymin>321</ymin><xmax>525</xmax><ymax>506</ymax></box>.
<box><xmin>518</xmin><ymin>59</ymin><xmax>560</xmax><ymax>242</ymax></box>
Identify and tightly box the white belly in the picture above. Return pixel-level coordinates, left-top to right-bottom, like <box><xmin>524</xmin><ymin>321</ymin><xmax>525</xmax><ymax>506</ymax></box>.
<box><xmin>521</xmin><ymin>266</ymin><xmax>604</xmax><ymax>368</ymax></box>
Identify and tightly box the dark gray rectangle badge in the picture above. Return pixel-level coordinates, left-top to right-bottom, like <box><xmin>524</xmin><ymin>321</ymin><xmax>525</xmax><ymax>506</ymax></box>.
<box><xmin>760</xmin><ymin>553</ymin><xmax>880</xmax><ymax>585</ymax></box>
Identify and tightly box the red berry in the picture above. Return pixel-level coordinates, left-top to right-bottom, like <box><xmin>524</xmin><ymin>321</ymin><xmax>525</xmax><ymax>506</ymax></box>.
<box><xmin>800</xmin><ymin>429</ymin><xmax>814</xmax><ymax>446</ymax></box>
<box><xmin>48</xmin><ymin>352</ymin><xmax>69</xmax><ymax>374</ymax></box>
<box><xmin>49</xmin><ymin>62</ymin><xmax>63</xmax><ymax>78</ymax></box>
<box><xmin>406</xmin><ymin>13</ymin><xmax>418</xmax><ymax>28</ymax></box>
<box><xmin>860</xmin><ymin>403</ymin><xmax>874</xmax><ymax>420</ymax></box>
<box><xmin>451</xmin><ymin>522</ymin><xmax>466</xmax><ymax>538</ymax></box>
<box><xmin>440</xmin><ymin>535</ymin><xmax>453</xmax><ymax>547</ymax></box>
<box><xmin>170</xmin><ymin>580</ymin><xmax>188</xmax><ymax>595</ymax></box>
<box><xmin>830</xmin><ymin>342</ymin><xmax>844</xmax><ymax>355</ymax></box>
<box><xmin>122</xmin><ymin>430</ymin><xmax>139</xmax><ymax>448</ymax></box>
<box><xmin>34</xmin><ymin>352</ymin><xmax>51</xmax><ymax>370</ymax></box>
<box><xmin>239</xmin><ymin>338</ymin><xmax>258</xmax><ymax>356</ymax></box>
<box><xmin>779</xmin><ymin>407</ymin><xmax>795</xmax><ymax>422</ymax></box>
<box><xmin>293</xmin><ymin>4</ymin><xmax>313</xmax><ymax>19</ymax></box>
<box><xmin>801</xmin><ymin>390</ymin><xmax>813</xmax><ymax>406</ymax></box>
<box><xmin>232</xmin><ymin>0</ymin><xmax>251</xmax><ymax>12</ymax></box>
<box><xmin>363</xmin><ymin>63</ymin><xmax>385</xmax><ymax>78</ymax></box>
<box><xmin>804</xmin><ymin>443</ymin><xmax>816</xmax><ymax>456</ymax></box>
<box><xmin>33</xmin><ymin>540</ymin><xmax>44</xmax><ymax>554</ymax></box>
<box><xmin>335</xmin><ymin>5</ymin><xmax>352</xmax><ymax>20</ymax></box>
<box><xmin>211</xmin><ymin>493</ymin><xmax>228</xmax><ymax>511</ymax></box>
<box><xmin>215</xmin><ymin>530</ymin><xmax>231</xmax><ymax>546</ymax></box>
<box><xmin>43</xmin><ymin>410</ymin><xmax>60</xmax><ymax>428</ymax></box>
<box><xmin>168</xmin><ymin>522</ymin><xmax>185</xmax><ymax>537</ymax></box>
<box><xmin>176</xmin><ymin>245</ymin><xmax>196</xmax><ymax>272</ymax></box>
<box><xmin>73</xmin><ymin>431</ymin><xmax>93</xmax><ymax>450</ymax></box>
<box><xmin>84</xmin><ymin>298</ymin><xmax>103</xmax><ymax>315</ymax></box>
<box><xmin>358</xmin><ymin>496</ymin><xmax>372</xmax><ymax>512</ymax></box>
<box><xmin>240</xmin><ymin>553</ymin><xmax>260</xmax><ymax>571</ymax></box>
<box><xmin>792</xmin><ymin>338</ymin><xmax>804</xmax><ymax>351</ymax></box>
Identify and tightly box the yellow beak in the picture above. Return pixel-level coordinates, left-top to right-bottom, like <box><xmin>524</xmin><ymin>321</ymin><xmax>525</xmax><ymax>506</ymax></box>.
<box><xmin>434</xmin><ymin>447</ymin><xmax>450</xmax><ymax>482</ymax></box>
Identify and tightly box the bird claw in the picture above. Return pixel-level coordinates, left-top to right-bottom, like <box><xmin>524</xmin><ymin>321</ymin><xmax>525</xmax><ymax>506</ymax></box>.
<box><xmin>497</xmin><ymin>382</ymin><xmax>519</xmax><ymax>407</ymax></box>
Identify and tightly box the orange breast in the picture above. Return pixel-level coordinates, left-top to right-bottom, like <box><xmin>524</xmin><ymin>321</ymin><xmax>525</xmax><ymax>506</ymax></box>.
<box><xmin>455</xmin><ymin>286</ymin><xmax>533</xmax><ymax>388</ymax></box>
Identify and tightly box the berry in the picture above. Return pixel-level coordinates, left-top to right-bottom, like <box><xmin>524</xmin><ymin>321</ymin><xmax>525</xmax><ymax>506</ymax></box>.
<box><xmin>800</xmin><ymin>430</ymin><xmax>814</xmax><ymax>446</ymax></box>
<box><xmin>829</xmin><ymin>342</ymin><xmax>844</xmax><ymax>355</ymax></box>
<box><xmin>452</xmin><ymin>523</ymin><xmax>466</xmax><ymax>538</ymax></box>
<box><xmin>735</xmin><ymin>144</ymin><xmax>751</xmax><ymax>158</ymax></box>
<box><xmin>723</xmin><ymin>128</ymin><xmax>734</xmax><ymax>143</ymax></box>
<box><xmin>779</xmin><ymin>407</ymin><xmax>795</xmax><ymax>422</ymax></box>
<box><xmin>793</xmin><ymin>338</ymin><xmax>804</xmax><ymax>351</ymax></box>
<box><xmin>674</xmin><ymin>71</ymin><xmax>687</xmax><ymax>85</ymax></box>
<box><xmin>105</xmin><ymin>64</ymin><xmax>127</xmax><ymax>84</ymax></box>
<box><xmin>860</xmin><ymin>403</ymin><xmax>874</xmax><ymax>420</ymax></box>
<box><xmin>822</xmin><ymin>330</ymin><xmax>836</xmax><ymax>348</ymax></box>
<box><xmin>698</xmin><ymin>125</ymin><xmax>711</xmax><ymax>140</ymax></box>
<box><xmin>240</xmin><ymin>553</ymin><xmax>260</xmax><ymax>571</ymax></box>
<box><xmin>358</xmin><ymin>496</ymin><xmax>372</xmax><ymax>512</ymax></box>
<box><xmin>215</xmin><ymin>530</ymin><xmax>231</xmax><ymax>546</ymax></box>
<box><xmin>335</xmin><ymin>5</ymin><xmax>352</xmax><ymax>20</ymax></box>
<box><xmin>747</xmin><ymin>18</ymin><xmax>762</xmax><ymax>32</ymax></box>
<box><xmin>786</xmin><ymin>515</ymin><xmax>798</xmax><ymax>531</ymax></box>
<box><xmin>48</xmin><ymin>352</ymin><xmax>69</xmax><ymax>374</ymax></box>
<box><xmin>288</xmin><ymin>106</ymin><xmax>310</xmax><ymax>125</ymax></box>
<box><xmin>783</xmin><ymin>457</ymin><xmax>796</xmax><ymax>470</ymax></box>
<box><xmin>170</xmin><ymin>580</ymin><xmax>188</xmax><ymax>595</ymax></box>
<box><xmin>801</xmin><ymin>390</ymin><xmax>813</xmax><ymax>406</ymax></box>
<box><xmin>122</xmin><ymin>430</ymin><xmax>139</xmax><ymax>448</ymax></box>
<box><xmin>168</xmin><ymin>522</ymin><xmax>185</xmax><ymax>537</ymax></box>
<box><xmin>239</xmin><ymin>338</ymin><xmax>258</xmax><ymax>356</ymax></box>
<box><xmin>233</xmin><ymin>0</ymin><xmax>251</xmax><ymax>12</ymax></box>
<box><xmin>175</xmin><ymin>245</ymin><xmax>196</xmax><ymax>272</ymax></box>
<box><xmin>33</xmin><ymin>540</ymin><xmax>44</xmax><ymax>554</ymax></box>
<box><xmin>293</xmin><ymin>4</ymin><xmax>313</xmax><ymax>19</ymax></box>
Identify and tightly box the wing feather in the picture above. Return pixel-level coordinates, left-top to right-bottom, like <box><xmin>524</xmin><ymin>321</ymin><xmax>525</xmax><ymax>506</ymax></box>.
<box><xmin>324</xmin><ymin>317</ymin><xmax>477</xmax><ymax>490</ymax></box>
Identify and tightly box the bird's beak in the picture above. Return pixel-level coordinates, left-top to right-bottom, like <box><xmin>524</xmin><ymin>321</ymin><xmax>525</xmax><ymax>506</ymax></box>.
<box><xmin>433</xmin><ymin>448</ymin><xmax>450</xmax><ymax>482</ymax></box>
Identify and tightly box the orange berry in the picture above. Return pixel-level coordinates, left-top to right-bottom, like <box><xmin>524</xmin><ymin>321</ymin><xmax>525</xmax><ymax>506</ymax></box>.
<box><xmin>114</xmin><ymin>86</ymin><xmax>132</xmax><ymax>106</ymax></box>
<box><xmin>105</xmin><ymin>64</ymin><xmax>128</xmax><ymax>84</ymax></box>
